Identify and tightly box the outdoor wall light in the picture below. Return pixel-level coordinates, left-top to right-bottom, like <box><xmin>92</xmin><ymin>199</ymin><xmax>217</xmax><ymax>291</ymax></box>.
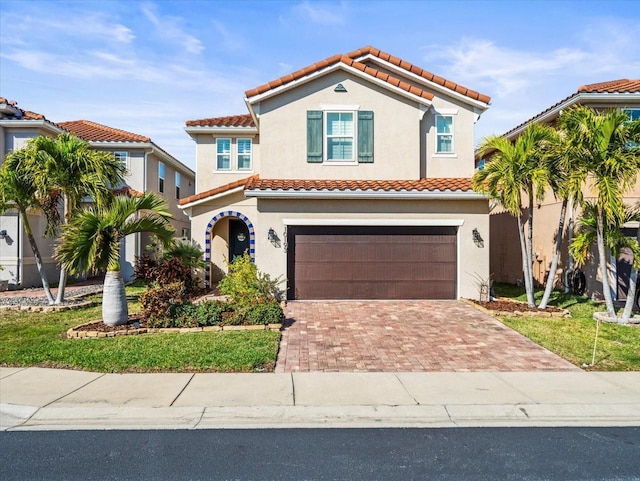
<box><xmin>0</xmin><ymin>230</ymin><xmax>7</xmax><ymax>239</ymax></box>
<box><xmin>472</xmin><ymin>228</ymin><xmax>484</xmax><ymax>248</ymax></box>
<box><xmin>268</xmin><ymin>228</ymin><xmax>281</xmax><ymax>248</ymax></box>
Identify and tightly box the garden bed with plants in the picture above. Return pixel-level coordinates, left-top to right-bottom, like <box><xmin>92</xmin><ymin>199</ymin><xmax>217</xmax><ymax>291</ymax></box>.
<box><xmin>468</xmin><ymin>298</ymin><xmax>569</xmax><ymax>317</ymax></box>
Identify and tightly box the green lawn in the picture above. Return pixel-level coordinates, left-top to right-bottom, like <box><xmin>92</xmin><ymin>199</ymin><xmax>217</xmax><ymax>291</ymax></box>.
<box><xmin>494</xmin><ymin>283</ymin><xmax>640</xmax><ymax>371</ymax></box>
<box><xmin>0</xmin><ymin>286</ymin><xmax>280</xmax><ymax>373</ymax></box>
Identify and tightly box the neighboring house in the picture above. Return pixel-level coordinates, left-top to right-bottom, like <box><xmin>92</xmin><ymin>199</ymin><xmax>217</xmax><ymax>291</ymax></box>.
<box><xmin>0</xmin><ymin>100</ymin><xmax>195</xmax><ymax>288</ymax></box>
<box><xmin>58</xmin><ymin>120</ymin><xmax>195</xmax><ymax>281</ymax></box>
<box><xmin>0</xmin><ymin>98</ymin><xmax>64</xmax><ymax>287</ymax></box>
<box><xmin>482</xmin><ymin>79</ymin><xmax>640</xmax><ymax>300</ymax></box>
<box><xmin>180</xmin><ymin>46</ymin><xmax>492</xmax><ymax>300</ymax></box>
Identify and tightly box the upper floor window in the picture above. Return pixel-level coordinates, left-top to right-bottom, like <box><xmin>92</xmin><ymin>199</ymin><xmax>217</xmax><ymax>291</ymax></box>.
<box><xmin>158</xmin><ymin>161</ymin><xmax>165</xmax><ymax>193</ymax></box>
<box><xmin>624</xmin><ymin>109</ymin><xmax>640</xmax><ymax>122</ymax></box>
<box><xmin>326</xmin><ymin>112</ymin><xmax>354</xmax><ymax>162</ymax></box>
<box><xmin>476</xmin><ymin>159</ymin><xmax>486</xmax><ymax>171</ymax></box>
<box><xmin>307</xmin><ymin>110</ymin><xmax>373</xmax><ymax>164</ymax></box>
<box><xmin>435</xmin><ymin>115</ymin><xmax>454</xmax><ymax>153</ymax></box>
<box><xmin>175</xmin><ymin>171</ymin><xmax>181</xmax><ymax>199</ymax></box>
<box><xmin>237</xmin><ymin>139</ymin><xmax>252</xmax><ymax>170</ymax></box>
<box><xmin>114</xmin><ymin>151</ymin><xmax>128</xmax><ymax>169</ymax></box>
<box><xmin>217</xmin><ymin>138</ymin><xmax>231</xmax><ymax>170</ymax></box>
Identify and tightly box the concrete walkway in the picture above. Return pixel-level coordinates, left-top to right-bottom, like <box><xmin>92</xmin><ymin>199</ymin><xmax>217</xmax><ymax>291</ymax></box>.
<box><xmin>1</xmin><ymin>367</ymin><xmax>638</xmax><ymax>430</ymax></box>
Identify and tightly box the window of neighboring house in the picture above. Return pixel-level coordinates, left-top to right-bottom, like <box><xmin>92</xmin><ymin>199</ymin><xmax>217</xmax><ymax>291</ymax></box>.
<box><xmin>624</xmin><ymin>109</ymin><xmax>640</xmax><ymax>122</ymax></box>
<box><xmin>217</xmin><ymin>138</ymin><xmax>231</xmax><ymax>170</ymax></box>
<box><xmin>114</xmin><ymin>151</ymin><xmax>128</xmax><ymax>169</ymax></box>
<box><xmin>158</xmin><ymin>161</ymin><xmax>165</xmax><ymax>193</ymax></box>
<box><xmin>477</xmin><ymin>159</ymin><xmax>486</xmax><ymax>171</ymax></box>
<box><xmin>435</xmin><ymin>115</ymin><xmax>454</xmax><ymax>153</ymax></box>
<box><xmin>237</xmin><ymin>138</ymin><xmax>252</xmax><ymax>170</ymax></box>
<box><xmin>326</xmin><ymin>112</ymin><xmax>354</xmax><ymax>161</ymax></box>
<box><xmin>175</xmin><ymin>172</ymin><xmax>181</xmax><ymax>199</ymax></box>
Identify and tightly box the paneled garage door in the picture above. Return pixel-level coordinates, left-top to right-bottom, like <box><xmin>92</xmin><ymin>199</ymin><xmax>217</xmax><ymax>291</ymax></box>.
<box><xmin>286</xmin><ymin>225</ymin><xmax>457</xmax><ymax>300</ymax></box>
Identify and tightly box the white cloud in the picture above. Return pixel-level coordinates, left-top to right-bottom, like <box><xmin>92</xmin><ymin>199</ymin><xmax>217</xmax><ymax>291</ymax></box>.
<box><xmin>292</xmin><ymin>1</ymin><xmax>347</xmax><ymax>26</ymax></box>
<box><xmin>211</xmin><ymin>20</ymin><xmax>245</xmax><ymax>52</ymax></box>
<box><xmin>141</xmin><ymin>3</ymin><xmax>204</xmax><ymax>55</ymax></box>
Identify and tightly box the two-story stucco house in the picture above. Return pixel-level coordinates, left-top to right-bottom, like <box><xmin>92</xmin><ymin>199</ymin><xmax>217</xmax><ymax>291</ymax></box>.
<box><xmin>180</xmin><ymin>46</ymin><xmax>492</xmax><ymax>300</ymax></box>
<box><xmin>483</xmin><ymin>79</ymin><xmax>640</xmax><ymax>301</ymax></box>
<box><xmin>0</xmin><ymin>100</ymin><xmax>195</xmax><ymax>288</ymax></box>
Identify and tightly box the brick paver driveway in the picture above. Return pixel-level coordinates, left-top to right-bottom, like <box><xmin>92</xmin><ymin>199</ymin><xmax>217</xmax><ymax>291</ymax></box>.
<box><xmin>276</xmin><ymin>301</ymin><xmax>579</xmax><ymax>372</ymax></box>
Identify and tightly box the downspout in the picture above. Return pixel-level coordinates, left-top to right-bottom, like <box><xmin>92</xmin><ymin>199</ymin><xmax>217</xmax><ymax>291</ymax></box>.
<box><xmin>17</xmin><ymin>211</ymin><xmax>23</xmax><ymax>286</ymax></box>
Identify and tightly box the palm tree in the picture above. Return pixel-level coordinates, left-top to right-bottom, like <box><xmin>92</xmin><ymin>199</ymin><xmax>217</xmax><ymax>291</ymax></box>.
<box><xmin>56</xmin><ymin>193</ymin><xmax>174</xmax><ymax>326</ymax></box>
<box><xmin>473</xmin><ymin>123</ymin><xmax>555</xmax><ymax>307</ymax></box>
<box><xmin>561</xmin><ymin>107</ymin><xmax>640</xmax><ymax>319</ymax></box>
<box><xmin>28</xmin><ymin>133</ymin><xmax>125</xmax><ymax>304</ymax></box>
<box><xmin>538</xmin><ymin>128</ymin><xmax>587</xmax><ymax>309</ymax></box>
<box><xmin>0</xmin><ymin>148</ymin><xmax>56</xmax><ymax>304</ymax></box>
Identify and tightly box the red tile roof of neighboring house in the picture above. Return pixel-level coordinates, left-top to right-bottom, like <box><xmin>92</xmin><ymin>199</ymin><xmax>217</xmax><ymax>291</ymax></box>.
<box><xmin>185</xmin><ymin>114</ymin><xmax>255</xmax><ymax>128</ymax></box>
<box><xmin>347</xmin><ymin>46</ymin><xmax>492</xmax><ymax>104</ymax></box>
<box><xmin>112</xmin><ymin>186</ymin><xmax>143</xmax><ymax>198</ymax></box>
<box><xmin>245</xmin><ymin>177</ymin><xmax>475</xmax><ymax>193</ymax></box>
<box><xmin>57</xmin><ymin>120</ymin><xmax>150</xmax><ymax>143</ymax></box>
<box><xmin>244</xmin><ymin>46</ymin><xmax>490</xmax><ymax>105</ymax></box>
<box><xmin>578</xmin><ymin>79</ymin><xmax>640</xmax><ymax>93</ymax></box>
<box><xmin>500</xmin><ymin>78</ymin><xmax>640</xmax><ymax>139</ymax></box>
<box><xmin>179</xmin><ymin>175</ymin><xmax>258</xmax><ymax>206</ymax></box>
<box><xmin>0</xmin><ymin>97</ymin><xmax>48</xmax><ymax>121</ymax></box>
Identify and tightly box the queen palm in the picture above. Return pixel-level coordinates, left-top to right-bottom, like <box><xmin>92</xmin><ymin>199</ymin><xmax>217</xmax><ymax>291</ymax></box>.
<box><xmin>29</xmin><ymin>133</ymin><xmax>125</xmax><ymax>304</ymax></box>
<box><xmin>562</xmin><ymin>106</ymin><xmax>640</xmax><ymax>319</ymax></box>
<box><xmin>0</xmin><ymin>148</ymin><xmax>55</xmax><ymax>304</ymax></box>
<box><xmin>473</xmin><ymin>123</ymin><xmax>554</xmax><ymax>307</ymax></box>
<box><xmin>56</xmin><ymin>193</ymin><xmax>174</xmax><ymax>326</ymax></box>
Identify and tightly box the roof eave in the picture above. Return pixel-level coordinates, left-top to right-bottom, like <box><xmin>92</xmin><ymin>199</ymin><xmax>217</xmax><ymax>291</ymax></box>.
<box><xmin>178</xmin><ymin>185</ymin><xmax>246</xmax><ymax>209</ymax></box>
<box><xmin>0</xmin><ymin>119</ymin><xmax>63</xmax><ymax>134</ymax></box>
<box><xmin>184</xmin><ymin>125</ymin><xmax>259</xmax><ymax>138</ymax></box>
<box><xmin>244</xmin><ymin>63</ymin><xmax>432</xmax><ymax>108</ymax></box>
<box><xmin>244</xmin><ymin>189</ymin><xmax>485</xmax><ymax>200</ymax></box>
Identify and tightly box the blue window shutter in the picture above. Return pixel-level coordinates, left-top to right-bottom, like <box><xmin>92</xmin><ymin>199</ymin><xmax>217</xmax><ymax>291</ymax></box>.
<box><xmin>357</xmin><ymin>110</ymin><xmax>374</xmax><ymax>163</ymax></box>
<box><xmin>307</xmin><ymin>110</ymin><xmax>323</xmax><ymax>163</ymax></box>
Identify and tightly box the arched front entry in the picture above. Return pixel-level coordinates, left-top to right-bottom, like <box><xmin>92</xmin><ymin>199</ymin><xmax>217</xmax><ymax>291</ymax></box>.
<box><xmin>204</xmin><ymin>211</ymin><xmax>255</xmax><ymax>288</ymax></box>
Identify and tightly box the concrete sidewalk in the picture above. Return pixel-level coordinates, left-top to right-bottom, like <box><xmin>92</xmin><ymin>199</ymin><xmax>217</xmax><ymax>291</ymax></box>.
<box><xmin>1</xmin><ymin>367</ymin><xmax>639</xmax><ymax>430</ymax></box>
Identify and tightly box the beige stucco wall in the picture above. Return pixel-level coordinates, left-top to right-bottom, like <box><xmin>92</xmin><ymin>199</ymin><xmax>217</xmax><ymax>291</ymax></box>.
<box><xmin>188</xmin><ymin>193</ymin><xmax>490</xmax><ymax>300</ymax></box>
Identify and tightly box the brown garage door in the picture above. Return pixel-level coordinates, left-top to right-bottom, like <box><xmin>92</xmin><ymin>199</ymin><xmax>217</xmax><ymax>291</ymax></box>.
<box><xmin>287</xmin><ymin>226</ymin><xmax>457</xmax><ymax>300</ymax></box>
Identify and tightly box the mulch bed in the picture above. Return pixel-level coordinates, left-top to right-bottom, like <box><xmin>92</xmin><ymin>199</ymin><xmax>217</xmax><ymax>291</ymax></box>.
<box><xmin>74</xmin><ymin>315</ymin><xmax>145</xmax><ymax>332</ymax></box>
<box><xmin>471</xmin><ymin>299</ymin><xmax>565</xmax><ymax>314</ymax></box>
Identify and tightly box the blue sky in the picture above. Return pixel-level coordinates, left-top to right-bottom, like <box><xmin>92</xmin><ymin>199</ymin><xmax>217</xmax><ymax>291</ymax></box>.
<box><xmin>1</xmin><ymin>0</ymin><xmax>639</xmax><ymax>170</ymax></box>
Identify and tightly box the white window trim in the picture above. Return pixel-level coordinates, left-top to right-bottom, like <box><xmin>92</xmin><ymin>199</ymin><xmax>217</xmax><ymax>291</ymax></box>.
<box><xmin>236</xmin><ymin>138</ymin><xmax>253</xmax><ymax>171</ymax></box>
<box><xmin>324</xmin><ymin>110</ymin><xmax>357</xmax><ymax>164</ymax></box>
<box><xmin>435</xmin><ymin>114</ymin><xmax>455</xmax><ymax>155</ymax></box>
<box><xmin>114</xmin><ymin>151</ymin><xmax>129</xmax><ymax>169</ymax></box>
<box><xmin>216</xmin><ymin>138</ymin><xmax>232</xmax><ymax>171</ymax></box>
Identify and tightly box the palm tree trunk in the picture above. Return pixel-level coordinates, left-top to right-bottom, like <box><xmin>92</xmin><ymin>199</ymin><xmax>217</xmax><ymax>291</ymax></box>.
<box><xmin>526</xmin><ymin>194</ymin><xmax>536</xmax><ymax>305</ymax></box>
<box><xmin>564</xmin><ymin>198</ymin><xmax>575</xmax><ymax>294</ymax></box>
<box><xmin>597</xmin><ymin>209</ymin><xmax>617</xmax><ymax>319</ymax></box>
<box><xmin>539</xmin><ymin>198</ymin><xmax>568</xmax><ymax>309</ymax></box>
<box><xmin>55</xmin><ymin>194</ymin><xmax>70</xmax><ymax>304</ymax></box>
<box><xmin>20</xmin><ymin>209</ymin><xmax>55</xmax><ymax>304</ymax></box>
<box><xmin>518</xmin><ymin>214</ymin><xmax>536</xmax><ymax>307</ymax></box>
<box><xmin>620</xmin><ymin>225</ymin><xmax>640</xmax><ymax>323</ymax></box>
<box><xmin>102</xmin><ymin>270</ymin><xmax>128</xmax><ymax>326</ymax></box>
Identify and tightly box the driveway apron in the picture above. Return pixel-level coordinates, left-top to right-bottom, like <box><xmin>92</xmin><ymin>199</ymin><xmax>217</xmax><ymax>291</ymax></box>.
<box><xmin>276</xmin><ymin>301</ymin><xmax>579</xmax><ymax>372</ymax></box>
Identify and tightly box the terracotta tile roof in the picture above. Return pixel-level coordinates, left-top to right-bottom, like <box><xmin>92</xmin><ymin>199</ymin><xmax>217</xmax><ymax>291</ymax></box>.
<box><xmin>245</xmin><ymin>177</ymin><xmax>475</xmax><ymax>193</ymax></box>
<box><xmin>112</xmin><ymin>186</ymin><xmax>143</xmax><ymax>198</ymax></box>
<box><xmin>0</xmin><ymin>97</ymin><xmax>47</xmax><ymax>120</ymax></box>
<box><xmin>185</xmin><ymin>114</ymin><xmax>255</xmax><ymax>128</ymax></box>
<box><xmin>179</xmin><ymin>175</ymin><xmax>258</xmax><ymax>206</ymax></box>
<box><xmin>244</xmin><ymin>47</ymin><xmax>490</xmax><ymax>104</ymax></box>
<box><xmin>57</xmin><ymin>120</ymin><xmax>150</xmax><ymax>143</ymax></box>
<box><xmin>500</xmin><ymin>78</ymin><xmax>640</xmax><ymax>139</ymax></box>
<box><xmin>578</xmin><ymin>79</ymin><xmax>640</xmax><ymax>93</ymax></box>
<box><xmin>347</xmin><ymin>46</ymin><xmax>492</xmax><ymax>104</ymax></box>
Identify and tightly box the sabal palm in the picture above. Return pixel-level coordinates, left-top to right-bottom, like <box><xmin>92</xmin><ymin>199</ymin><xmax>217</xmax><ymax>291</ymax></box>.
<box><xmin>57</xmin><ymin>193</ymin><xmax>174</xmax><ymax>326</ymax></box>
<box><xmin>28</xmin><ymin>133</ymin><xmax>125</xmax><ymax>303</ymax></box>
<box><xmin>0</xmin><ymin>148</ymin><xmax>56</xmax><ymax>303</ymax></box>
<box><xmin>473</xmin><ymin>123</ymin><xmax>554</xmax><ymax>307</ymax></box>
<box><xmin>562</xmin><ymin>106</ymin><xmax>640</xmax><ymax>318</ymax></box>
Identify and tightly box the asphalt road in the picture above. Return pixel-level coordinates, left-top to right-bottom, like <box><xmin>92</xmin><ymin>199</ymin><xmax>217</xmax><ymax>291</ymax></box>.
<box><xmin>1</xmin><ymin>427</ymin><xmax>639</xmax><ymax>480</ymax></box>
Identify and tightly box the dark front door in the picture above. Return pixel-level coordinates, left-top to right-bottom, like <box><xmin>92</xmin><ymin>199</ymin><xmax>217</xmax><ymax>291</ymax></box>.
<box><xmin>229</xmin><ymin>219</ymin><xmax>250</xmax><ymax>261</ymax></box>
<box><xmin>287</xmin><ymin>225</ymin><xmax>457</xmax><ymax>300</ymax></box>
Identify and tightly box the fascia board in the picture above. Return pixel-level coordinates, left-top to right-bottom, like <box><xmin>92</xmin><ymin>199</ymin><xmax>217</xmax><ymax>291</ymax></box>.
<box><xmin>245</xmin><ymin>189</ymin><xmax>485</xmax><ymax>200</ymax></box>
<box><xmin>359</xmin><ymin>54</ymin><xmax>490</xmax><ymax>110</ymax></box>
<box><xmin>244</xmin><ymin>63</ymin><xmax>432</xmax><ymax>108</ymax></box>
<box><xmin>178</xmin><ymin>186</ymin><xmax>246</xmax><ymax>210</ymax></box>
<box><xmin>0</xmin><ymin>119</ymin><xmax>64</xmax><ymax>135</ymax></box>
<box><xmin>184</xmin><ymin>126</ymin><xmax>258</xmax><ymax>136</ymax></box>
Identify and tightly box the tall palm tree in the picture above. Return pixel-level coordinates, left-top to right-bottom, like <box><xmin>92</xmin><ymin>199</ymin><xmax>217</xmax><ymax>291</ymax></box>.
<box><xmin>538</xmin><ymin>128</ymin><xmax>587</xmax><ymax>309</ymax></box>
<box><xmin>562</xmin><ymin>107</ymin><xmax>640</xmax><ymax>319</ymax></box>
<box><xmin>473</xmin><ymin>123</ymin><xmax>555</xmax><ymax>307</ymax></box>
<box><xmin>56</xmin><ymin>193</ymin><xmax>174</xmax><ymax>326</ymax></box>
<box><xmin>0</xmin><ymin>148</ymin><xmax>56</xmax><ymax>304</ymax></box>
<box><xmin>28</xmin><ymin>133</ymin><xmax>125</xmax><ymax>304</ymax></box>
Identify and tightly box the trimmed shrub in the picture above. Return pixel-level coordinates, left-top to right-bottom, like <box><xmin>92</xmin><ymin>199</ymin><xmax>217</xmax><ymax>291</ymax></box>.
<box><xmin>217</xmin><ymin>253</ymin><xmax>283</xmax><ymax>308</ymax></box>
<box><xmin>196</xmin><ymin>300</ymin><xmax>234</xmax><ymax>326</ymax></box>
<box><xmin>243</xmin><ymin>302</ymin><xmax>284</xmax><ymax>325</ymax></box>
